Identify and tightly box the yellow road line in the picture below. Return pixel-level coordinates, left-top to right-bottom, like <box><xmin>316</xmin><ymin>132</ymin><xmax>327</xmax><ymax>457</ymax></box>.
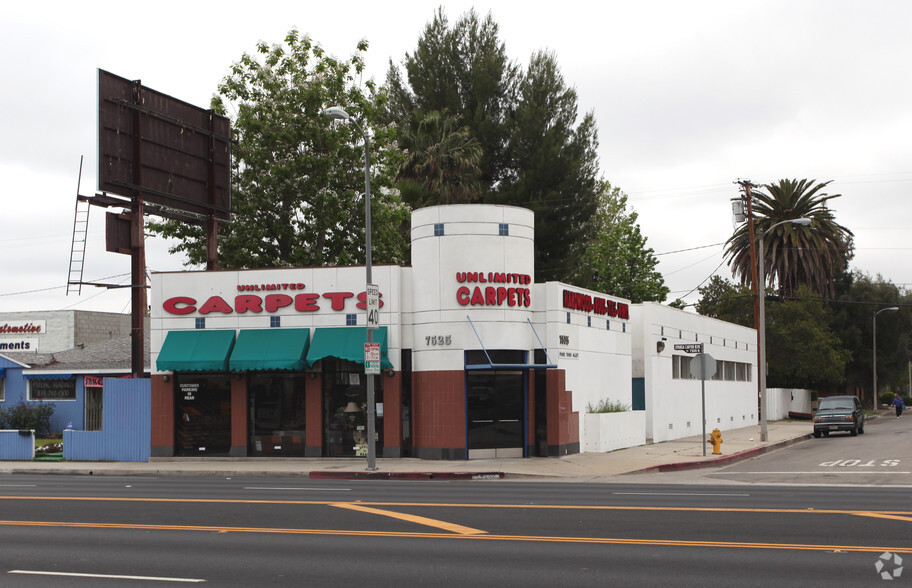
<box><xmin>0</xmin><ymin>519</ymin><xmax>908</xmax><ymax>554</ymax></box>
<box><xmin>330</xmin><ymin>502</ymin><xmax>486</xmax><ymax>535</ymax></box>
<box><xmin>1</xmin><ymin>496</ymin><xmax>910</xmax><ymax>518</ymax></box>
<box><xmin>853</xmin><ymin>512</ymin><xmax>912</xmax><ymax>523</ymax></box>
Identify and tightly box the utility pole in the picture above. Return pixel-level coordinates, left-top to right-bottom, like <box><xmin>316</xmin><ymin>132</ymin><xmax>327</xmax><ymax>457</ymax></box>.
<box><xmin>736</xmin><ymin>180</ymin><xmax>762</xmax><ymax>424</ymax></box>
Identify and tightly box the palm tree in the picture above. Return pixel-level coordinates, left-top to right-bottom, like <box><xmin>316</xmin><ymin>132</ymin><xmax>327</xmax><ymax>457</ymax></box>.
<box><xmin>396</xmin><ymin>109</ymin><xmax>483</xmax><ymax>207</ymax></box>
<box><xmin>725</xmin><ymin>179</ymin><xmax>854</xmax><ymax>298</ymax></box>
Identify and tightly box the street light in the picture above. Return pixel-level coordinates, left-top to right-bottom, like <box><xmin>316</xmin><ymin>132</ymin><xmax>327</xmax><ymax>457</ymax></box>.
<box><xmin>322</xmin><ymin>106</ymin><xmax>378</xmax><ymax>471</ymax></box>
<box><xmin>757</xmin><ymin>217</ymin><xmax>812</xmax><ymax>442</ymax></box>
<box><xmin>873</xmin><ymin>306</ymin><xmax>900</xmax><ymax>412</ymax></box>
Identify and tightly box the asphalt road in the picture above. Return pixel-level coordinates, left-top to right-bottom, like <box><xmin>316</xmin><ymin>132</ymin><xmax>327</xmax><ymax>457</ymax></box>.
<box><xmin>0</xmin><ymin>474</ymin><xmax>909</xmax><ymax>586</ymax></box>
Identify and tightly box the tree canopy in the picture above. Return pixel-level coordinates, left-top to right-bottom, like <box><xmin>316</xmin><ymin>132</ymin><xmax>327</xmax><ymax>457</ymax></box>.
<box><xmin>386</xmin><ymin>8</ymin><xmax>602</xmax><ymax>284</ymax></box>
<box><xmin>148</xmin><ymin>31</ymin><xmax>410</xmax><ymax>269</ymax></box>
<box><xmin>725</xmin><ymin>179</ymin><xmax>854</xmax><ymax>298</ymax></box>
<box><xmin>567</xmin><ymin>182</ymin><xmax>668</xmax><ymax>303</ymax></box>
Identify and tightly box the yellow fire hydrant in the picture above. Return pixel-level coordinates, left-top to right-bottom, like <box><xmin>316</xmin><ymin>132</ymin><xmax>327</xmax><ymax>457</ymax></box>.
<box><xmin>709</xmin><ymin>428</ymin><xmax>723</xmax><ymax>455</ymax></box>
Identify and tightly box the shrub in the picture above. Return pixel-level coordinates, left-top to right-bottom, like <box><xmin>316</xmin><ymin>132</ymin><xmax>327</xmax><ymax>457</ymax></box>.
<box><xmin>0</xmin><ymin>401</ymin><xmax>55</xmax><ymax>438</ymax></box>
<box><xmin>586</xmin><ymin>398</ymin><xmax>630</xmax><ymax>413</ymax></box>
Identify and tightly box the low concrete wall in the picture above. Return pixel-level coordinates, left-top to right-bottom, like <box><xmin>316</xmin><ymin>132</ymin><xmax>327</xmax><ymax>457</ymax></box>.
<box><xmin>768</xmin><ymin>388</ymin><xmax>812</xmax><ymax>419</ymax></box>
<box><xmin>583</xmin><ymin>411</ymin><xmax>646</xmax><ymax>453</ymax></box>
<box><xmin>0</xmin><ymin>429</ymin><xmax>35</xmax><ymax>460</ymax></box>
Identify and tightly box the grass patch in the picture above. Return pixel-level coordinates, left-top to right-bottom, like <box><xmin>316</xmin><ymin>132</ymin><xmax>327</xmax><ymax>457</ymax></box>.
<box><xmin>586</xmin><ymin>399</ymin><xmax>630</xmax><ymax>413</ymax></box>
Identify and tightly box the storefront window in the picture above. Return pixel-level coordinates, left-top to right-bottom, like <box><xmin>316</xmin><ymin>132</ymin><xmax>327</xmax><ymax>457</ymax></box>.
<box><xmin>322</xmin><ymin>359</ymin><xmax>383</xmax><ymax>457</ymax></box>
<box><xmin>248</xmin><ymin>373</ymin><xmax>307</xmax><ymax>457</ymax></box>
<box><xmin>175</xmin><ymin>374</ymin><xmax>231</xmax><ymax>456</ymax></box>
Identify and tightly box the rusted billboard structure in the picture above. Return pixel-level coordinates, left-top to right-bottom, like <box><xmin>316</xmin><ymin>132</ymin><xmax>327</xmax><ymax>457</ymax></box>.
<box><xmin>71</xmin><ymin>69</ymin><xmax>231</xmax><ymax>376</ymax></box>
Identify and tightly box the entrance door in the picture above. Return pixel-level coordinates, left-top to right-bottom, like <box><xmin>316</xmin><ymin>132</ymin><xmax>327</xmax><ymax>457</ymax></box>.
<box><xmin>175</xmin><ymin>375</ymin><xmax>231</xmax><ymax>456</ymax></box>
<box><xmin>467</xmin><ymin>370</ymin><xmax>525</xmax><ymax>459</ymax></box>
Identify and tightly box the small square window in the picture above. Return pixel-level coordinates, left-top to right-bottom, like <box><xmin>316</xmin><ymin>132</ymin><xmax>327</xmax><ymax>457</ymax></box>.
<box><xmin>270</xmin><ymin>316</ymin><xmax>281</xmax><ymax>328</ymax></box>
<box><xmin>195</xmin><ymin>317</ymin><xmax>205</xmax><ymax>329</ymax></box>
<box><xmin>346</xmin><ymin>313</ymin><xmax>357</xmax><ymax>326</ymax></box>
<box><xmin>622</xmin><ymin>323</ymin><xmax>627</xmax><ymax>333</ymax></box>
<box><xmin>606</xmin><ymin>320</ymin><xmax>610</xmax><ymax>330</ymax></box>
<box><xmin>434</xmin><ymin>223</ymin><xmax>444</xmax><ymax>236</ymax></box>
<box><xmin>587</xmin><ymin>316</ymin><xmax>591</xmax><ymax>327</ymax></box>
<box><xmin>499</xmin><ymin>223</ymin><xmax>509</xmax><ymax>236</ymax></box>
<box><xmin>660</xmin><ymin>326</ymin><xmax>664</xmax><ymax>336</ymax></box>
<box><xmin>566</xmin><ymin>312</ymin><xmax>571</xmax><ymax>324</ymax></box>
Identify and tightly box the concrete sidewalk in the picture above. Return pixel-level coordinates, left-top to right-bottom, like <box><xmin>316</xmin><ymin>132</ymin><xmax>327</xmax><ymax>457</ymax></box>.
<box><xmin>0</xmin><ymin>419</ymin><xmax>826</xmax><ymax>481</ymax></box>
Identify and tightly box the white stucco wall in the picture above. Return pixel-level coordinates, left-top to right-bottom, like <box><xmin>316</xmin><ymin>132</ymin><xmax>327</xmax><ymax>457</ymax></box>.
<box><xmin>150</xmin><ymin>266</ymin><xmax>405</xmax><ymax>372</ymax></box>
<box><xmin>410</xmin><ymin>205</ymin><xmax>538</xmax><ymax>372</ymax></box>
<box><xmin>632</xmin><ymin>302</ymin><xmax>758</xmax><ymax>443</ymax></box>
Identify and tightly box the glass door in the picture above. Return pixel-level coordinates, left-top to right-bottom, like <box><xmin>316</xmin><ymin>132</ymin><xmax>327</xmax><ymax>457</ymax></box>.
<box><xmin>467</xmin><ymin>370</ymin><xmax>525</xmax><ymax>459</ymax></box>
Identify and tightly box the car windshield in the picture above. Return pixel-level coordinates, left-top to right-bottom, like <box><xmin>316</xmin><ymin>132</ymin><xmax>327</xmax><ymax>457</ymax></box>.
<box><xmin>818</xmin><ymin>399</ymin><xmax>853</xmax><ymax>410</ymax></box>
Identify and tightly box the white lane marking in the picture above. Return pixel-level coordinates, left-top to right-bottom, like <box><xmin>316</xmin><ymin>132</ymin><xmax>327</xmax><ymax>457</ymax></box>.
<box><xmin>711</xmin><ymin>471</ymin><xmax>912</xmax><ymax>475</ymax></box>
<box><xmin>0</xmin><ymin>484</ymin><xmax>37</xmax><ymax>487</ymax></box>
<box><xmin>612</xmin><ymin>492</ymin><xmax>751</xmax><ymax>497</ymax></box>
<box><xmin>243</xmin><ymin>487</ymin><xmax>351</xmax><ymax>491</ymax></box>
<box><xmin>9</xmin><ymin>570</ymin><xmax>205</xmax><ymax>583</ymax></box>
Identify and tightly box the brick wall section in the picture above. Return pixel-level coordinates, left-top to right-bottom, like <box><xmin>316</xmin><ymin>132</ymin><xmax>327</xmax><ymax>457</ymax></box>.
<box><xmin>383</xmin><ymin>372</ymin><xmax>401</xmax><ymax>456</ymax></box>
<box><xmin>150</xmin><ymin>375</ymin><xmax>174</xmax><ymax>456</ymax></box>
<box><xmin>546</xmin><ymin>369</ymin><xmax>579</xmax><ymax>456</ymax></box>
<box><xmin>413</xmin><ymin>371</ymin><xmax>465</xmax><ymax>453</ymax></box>
<box><xmin>305</xmin><ymin>375</ymin><xmax>322</xmax><ymax>456</ymax></box>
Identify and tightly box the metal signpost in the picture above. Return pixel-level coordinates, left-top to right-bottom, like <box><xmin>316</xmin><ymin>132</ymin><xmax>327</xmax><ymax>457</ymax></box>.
<box><xmin>675</xmin><ymin>343</ymin><xmax>717</xmax><ymax>456</ymax></box>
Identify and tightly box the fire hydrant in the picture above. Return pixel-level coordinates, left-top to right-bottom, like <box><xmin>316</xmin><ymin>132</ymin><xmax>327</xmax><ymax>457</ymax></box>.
<box><xmin>708</xmin><ymin>428</ymin><xmax>723</xmax><ymax>455</ymax></box>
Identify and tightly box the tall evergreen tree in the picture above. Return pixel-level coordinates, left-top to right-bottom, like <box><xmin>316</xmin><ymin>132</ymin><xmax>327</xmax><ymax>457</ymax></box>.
<box><xmin>387</xmin><ymin>9</ymin><xmax>602</xmax><ymax>284</ymax></box>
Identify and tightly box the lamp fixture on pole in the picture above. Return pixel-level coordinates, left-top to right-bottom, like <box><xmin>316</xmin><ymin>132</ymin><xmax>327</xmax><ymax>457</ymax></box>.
<box><xmin>756</xmin><ymin>217</ymin><xmax>812</xmax><ymax>442</ymax></box>
<box><xmin>322</xmin><ymin>106</ymin><xmax>378</xmax><ymax>471</ymax></box>
<box><xmin>873</xmin><ymin>306</ymin><xmax>900</xmax><ymax>412</ymax></box>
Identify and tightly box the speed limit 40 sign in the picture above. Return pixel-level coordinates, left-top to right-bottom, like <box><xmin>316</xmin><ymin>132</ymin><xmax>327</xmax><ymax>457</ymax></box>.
<box><xmin>366</xmin><ymin>283</ymin><xmax>380</xmax><ymax>329</ymax></box>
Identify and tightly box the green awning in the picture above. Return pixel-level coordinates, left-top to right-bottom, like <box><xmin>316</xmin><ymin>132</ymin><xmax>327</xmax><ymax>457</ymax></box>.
<box><xmin>305</xmin><ymin>326</ymin><xmax>393</xmax><ymax>369</ymax></box>
<box><xmin>156</xmin><ymin>330</ymin><xmax>236</xmax><ymax>372</ymax></box>
<box><xmin>229</xmin><ymin>328</ymin><xmax>311</xmax><ymax>371</ymax></box>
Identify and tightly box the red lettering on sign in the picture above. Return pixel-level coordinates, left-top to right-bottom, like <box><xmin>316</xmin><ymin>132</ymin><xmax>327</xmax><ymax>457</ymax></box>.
<box><xmin>163</xmin><ymin>297</ymin><xmax>197</xmax><ymax>315</ymax></box>
<box><xmin>235</xmin><ymin>295</ymin><xmax>263</xmax><ymax>313</ymax></box>
<box><xmin>198</xmin><ymin>296</ymin><xmax>232</xmax><ymax>315</ymax></box>
<box><xmin>265</xmin><ymin>294</ymin><xmax>293</xmax><ymax>312</ymax></box>
<box><xmin>322</xmin><ymin>292</ymin><xmax>354</xmax><ymax>311</ymax></box>
<box><xmin>294</xmin><ymin>293</ymin><xmax>320</xmax><ymax>312</ymax></box>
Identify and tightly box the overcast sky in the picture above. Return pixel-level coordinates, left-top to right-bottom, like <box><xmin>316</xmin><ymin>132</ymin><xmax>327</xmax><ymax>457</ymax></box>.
<box><xmin>2</xmin><ymin>0</ymin><xmax>909</xmax><ymax>314</ymax></box>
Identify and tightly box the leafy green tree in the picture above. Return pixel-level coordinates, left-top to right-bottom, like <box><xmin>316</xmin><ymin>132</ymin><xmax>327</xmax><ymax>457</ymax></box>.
<box><xmin>826</xmin><ymin>271</ymin><xmax>911</xmax><ymax>398</ymax></box>
<box><xmin>764</xmin><ymin>287</ymin><xmax>851</xmax><ymax>389</ymax></box>
<box><xmin>149</xmin><ymin>31</ymin><xmax>410</xmax><ymax>269</ymax></box>
<box><xmin>725</xmin><ymin>179</ymin><xmax>854</xmax><ymax>298</ymax></box>
<box><xmin>695</xmin><ymin>276</ymin><xmax>754</xmax><ymax>327</ymax></box>
<box><xmin>568</xmin><ymin>182</ymin><xmax>668</xmax><ymax>303</ymax></box>
<box><xmin>396</xmin><ymin>109</ymin><xmax>482</xmax><ymax>207</ymax></box>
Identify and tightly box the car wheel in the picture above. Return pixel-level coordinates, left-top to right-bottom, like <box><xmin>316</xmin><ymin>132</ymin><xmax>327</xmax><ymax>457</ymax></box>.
<box><xmin>850</xmin><ymin>424</ymin><xmax>858</xmax><ymax>436</ymax></box>
<box><xmin>813</xmin><ymin>430</ymin><xmax>822</xmax><ymax>438</ymax></box>
<box><xmin>822</xmin><ymin>431</ymin><xmax>829</xmax><ymax>437</ymax></box>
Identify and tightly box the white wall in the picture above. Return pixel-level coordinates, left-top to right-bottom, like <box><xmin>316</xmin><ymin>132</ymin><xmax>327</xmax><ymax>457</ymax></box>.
<box><xmin>150</xmin><ymin>265</ymin><xmax>404</xmax><ymax>372</ymax></box>
<box><xmin>768</xmin><ymin>388</ymin><xmax>813</xmax><ymax>419</ymax></box>
<box><xmin>536</xmin><ymin>282</ymin><xmax>632</xmax><ymax>447</ymax></box>
<box><xmin>632</xmin><ymin>302</ymin><xmax>758</xmax><ymax>443</ymax></box>
<box><xmin>409</xmin><ymin>205</ymin><xmax>538</xmax><ymax>372</ymax></box>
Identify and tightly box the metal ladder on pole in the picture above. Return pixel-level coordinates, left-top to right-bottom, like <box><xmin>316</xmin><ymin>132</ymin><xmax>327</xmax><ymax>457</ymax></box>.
<box><xmin>67</xmin><ymin>157</ymin><xmax>89</xmax><ymax>295</ymax></box>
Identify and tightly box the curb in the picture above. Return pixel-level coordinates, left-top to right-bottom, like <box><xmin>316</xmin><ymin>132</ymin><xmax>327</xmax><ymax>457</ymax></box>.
<box><xmin>626</xmin><ymin>433</ymin><xmax>813</xmax><ymax>475</ymax></box>
<box><xmin>309</xmin><ymin>470</ymin><xmax>504</xmax><ymax>481</ymax></box>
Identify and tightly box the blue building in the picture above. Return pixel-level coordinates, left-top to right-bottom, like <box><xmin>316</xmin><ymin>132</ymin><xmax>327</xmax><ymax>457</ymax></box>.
<box><xmin>0</xmin><ymin>333</ymin><xmax>148</xmax><ymax>436</ymax></box>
